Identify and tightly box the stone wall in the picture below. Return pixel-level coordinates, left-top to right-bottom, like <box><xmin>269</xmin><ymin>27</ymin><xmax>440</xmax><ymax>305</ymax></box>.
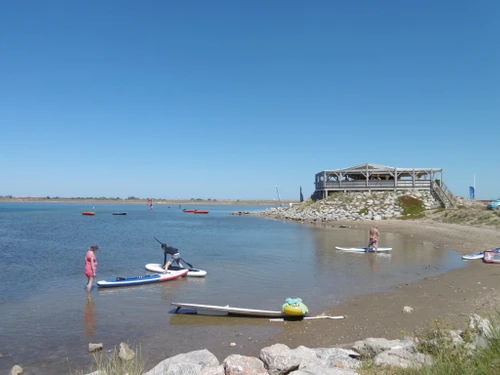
<box><xmin>260</xmin><ymin>190</ymin><xmax>441</xmax><ymax>222</ymax></box>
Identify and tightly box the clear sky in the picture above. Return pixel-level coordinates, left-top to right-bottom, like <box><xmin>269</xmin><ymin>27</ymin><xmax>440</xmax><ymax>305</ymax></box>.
<box><xmin>0</xmin><ymin>0</ymin><xmax>498</xmax><ymax>200</ymax></box>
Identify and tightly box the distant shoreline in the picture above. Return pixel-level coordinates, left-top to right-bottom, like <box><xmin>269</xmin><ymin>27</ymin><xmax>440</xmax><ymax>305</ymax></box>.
<box><xmin>0</xmin><ymin>197</ymin><xmax>296</xmax><ymax>205</ymax></box>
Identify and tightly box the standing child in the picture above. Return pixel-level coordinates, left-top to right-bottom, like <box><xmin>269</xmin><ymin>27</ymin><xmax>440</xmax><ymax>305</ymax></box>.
<box><xmin>85</xmin><ymin>245</ymin><xmax>99</xmax><ymax>292</ymax></box>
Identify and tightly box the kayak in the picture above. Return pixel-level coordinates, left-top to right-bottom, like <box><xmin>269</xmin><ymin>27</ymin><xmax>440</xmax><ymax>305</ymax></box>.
<box><xmin>335</xmin><ymin>246</ymin><xmax>392</xmax><ymax>252</ymax></box>
<box><xmin>462</xmin><ymin>247</ymin><xmax>500</xmax><ymax>260</ymax></box>
<box><xmin>97</xmin><ymin>268</ymin><xmax>189</xmax><ymax>288</ymax></box>
<box><xmin>145</xmin><ymin>263</ymin><xmax>207</xmax><ymax>277</ymax></box>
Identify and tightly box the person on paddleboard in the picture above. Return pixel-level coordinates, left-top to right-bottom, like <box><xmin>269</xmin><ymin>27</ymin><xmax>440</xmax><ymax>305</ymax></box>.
<box><xmin>368</xmin><ymin>225</ymin><xmax>379</xmax><ymax>252</ymax></box>
<box><xmin>84</xmin><ymin>245</ymin><xmax>99</xmax><ymax>292</ymax></box>
<box><xmin>161</xmin><ymin>243</ymin><xmax>184</xmax><ymax>271</ymax></box>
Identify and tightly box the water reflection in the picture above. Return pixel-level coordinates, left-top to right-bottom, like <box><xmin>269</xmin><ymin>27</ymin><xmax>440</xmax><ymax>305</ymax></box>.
<box><xmin>84</xmin><ymin>292</ymin><xmax>96</xmax><ymax>338</ymax></box>
<box><xmin>368</xmin><ymin>253</ymin><xmax>379</xmax><ymax>275</ymax></box>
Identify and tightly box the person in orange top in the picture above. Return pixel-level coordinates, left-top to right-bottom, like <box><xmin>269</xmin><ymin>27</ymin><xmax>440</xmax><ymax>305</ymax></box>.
<box><xmin>84</xmin><ymin>245</ymin><xmax>99</xmax><ymax>292</ymax></box>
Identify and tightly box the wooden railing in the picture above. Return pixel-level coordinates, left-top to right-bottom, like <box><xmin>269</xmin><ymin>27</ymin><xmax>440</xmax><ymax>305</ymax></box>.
<box><xmin>430</xmin><ymin>181</ymin><xmax>455</xmax><ymax>208</ymax></box>
<box><xmin>315</xmin><ymin>180</ymin><xmax>432</xmax><ymax>190</ymax></box>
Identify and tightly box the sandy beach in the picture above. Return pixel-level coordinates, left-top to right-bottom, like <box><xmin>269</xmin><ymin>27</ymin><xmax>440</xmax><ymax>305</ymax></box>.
<box><xmin>276</xmin><ymin>219</ymin><xmax>500</xmax><ymax>349</ymax></box>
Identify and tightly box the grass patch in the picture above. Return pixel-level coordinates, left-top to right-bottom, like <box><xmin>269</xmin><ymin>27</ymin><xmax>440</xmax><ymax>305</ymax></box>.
<box><xmin>397</xmin><ymin>196</ymin><xmax>425</xmax><ymax>217</ymax></box>
<box><xmin>358</xmin><ymin>207</ymin><xmax>369</xmax><ymax>215</ymax></box>
<box><xmin>73</xmin><ymin>345</ymin><xmax>145</xmax><ymax>375</ymax></box>
<box><xmin>358</xmin><ymin>312</ymin><xmax>500</xmax><ymax>375</ymax></box>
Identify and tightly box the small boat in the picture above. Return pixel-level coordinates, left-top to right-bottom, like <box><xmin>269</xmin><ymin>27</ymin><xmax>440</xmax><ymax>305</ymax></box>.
<box><xmin>483</xmin><ymin>251</ymin><xmax>500</xmax><ymax>264</ymax></box>
<box><xmin>97</xmin><ymin>268</ymin><xmax>189</xmax><ymax>288</ymax></box>
<box><xmin>194</xmin><ymin>210</ymin><xmax>209</xmax><ymax>214</ymax></box>
<box><xmin>112</xmin><ymin>212</ymin><xmax>128</xmax><ymax>215</ymax></box>
<box><xmin>82</xmin><ymin>212</ymin><xmax>95</xmax><ymax>216</ymax></box>
<box><xmin>183</xmin><ymin>209</ymin><xmax>196</xmax><ymax>213</ymax></box>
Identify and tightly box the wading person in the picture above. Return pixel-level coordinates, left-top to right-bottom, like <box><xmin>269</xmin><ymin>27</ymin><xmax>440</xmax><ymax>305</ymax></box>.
<box><xmin>84</xmin><ymin>245</ymin><xmax>99</xmax><ymax>292</ymax></box>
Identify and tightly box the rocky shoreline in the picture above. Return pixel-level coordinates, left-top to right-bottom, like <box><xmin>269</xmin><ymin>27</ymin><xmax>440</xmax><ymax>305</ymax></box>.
<box><xmin>256</xmin><ymin>190</ymin><xmax>442</xmax><ymax>222</ymax></box>
<box><xmin>8</xmin><ymin>313</ymin><xmax>493</xmax><ymax>375</ymax></box>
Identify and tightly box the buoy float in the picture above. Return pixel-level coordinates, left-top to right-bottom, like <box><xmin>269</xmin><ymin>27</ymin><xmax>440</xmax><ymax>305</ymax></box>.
<box><xmin>282</xmin><ymin>298</ymin><xmax>308</xmax><ymax>316</ymax></box>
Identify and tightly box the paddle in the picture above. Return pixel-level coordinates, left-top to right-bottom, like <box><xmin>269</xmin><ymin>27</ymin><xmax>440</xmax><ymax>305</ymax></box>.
<box><xmin>153</xmin><ymin>237</ymin><xmax>194</xmax><ymax>268</ymax></box>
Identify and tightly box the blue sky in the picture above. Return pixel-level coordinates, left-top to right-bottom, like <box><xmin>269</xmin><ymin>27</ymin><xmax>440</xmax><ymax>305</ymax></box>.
<box><xmin>0</xmin><ymin>0</ymin><xmax>498</xmax><ymax>200</ymax></box>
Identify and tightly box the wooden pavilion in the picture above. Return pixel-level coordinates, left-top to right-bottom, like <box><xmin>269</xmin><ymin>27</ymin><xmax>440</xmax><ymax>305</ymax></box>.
<box><xmin>314</xmin><ymin>163</ymin><xmax>455</xmax><ymax>207</ymax></box>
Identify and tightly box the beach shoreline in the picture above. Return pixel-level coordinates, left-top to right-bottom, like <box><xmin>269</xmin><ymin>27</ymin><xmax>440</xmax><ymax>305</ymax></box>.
<box><xmin>272</xmin><ymin>218</ymin><xmax>500</xmax><ymax>350</ymax></box>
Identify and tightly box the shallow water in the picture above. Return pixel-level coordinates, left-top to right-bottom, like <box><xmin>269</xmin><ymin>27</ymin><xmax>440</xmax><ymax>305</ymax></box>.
<box><xmin>0</xmin><ymin>202</ymin><xmax>464</xmax><ymax>374</ymax></box>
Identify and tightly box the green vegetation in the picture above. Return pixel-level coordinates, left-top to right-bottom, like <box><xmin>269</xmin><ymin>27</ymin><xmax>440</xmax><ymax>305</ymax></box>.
<box><xmin>295</xmin><ymin>198</ymin><xmax>315</xmax><ymax>211</ymax></box>
<box><xmin>425</xmin><ymin>206</ymin><xmax>500</xmax><ymax>227</ymax></box>
<box><xmin>397</xmin><ymin>196</ymin><xmax>425</xmax><ymax>217</ymax></box>
<box><xmin>358</xmin><ymin>207</ymin><xmax>369</xmax><ymax>215</ymax></box>
<box><xmin>359</xmin><ymin>313</ymin><xmax>500</xmax><ymax>375</ymax></box>
<box><xmin>74</xmin><ymin>346</ymin><xmax>144</xmax><ymax>375</ymax></box>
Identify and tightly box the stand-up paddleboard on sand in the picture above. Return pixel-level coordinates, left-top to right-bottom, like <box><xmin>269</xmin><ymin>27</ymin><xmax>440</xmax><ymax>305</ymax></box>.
<box><xmin>171</xmin><ymin>302</ymin><xmax>288</xmax><ymax>317</ymax></box>
<box><xmin>170</xmin><ymin>302</ymin><xmax>345</xmax><ymax>321</ymax></box>
<box><xmin>462</xmin><ymin>247</ymin><xmax>500</xmax><ymax>260</ymax></box>
<box><xmin>145</xmin><ymin>263</ymin><xmax>207</xmax><ymax>277</ymax></box>
<box><xmin>335</xmin><ymin>246</ymin><xmax>392</xmax><ymax>252</ymax></box>
<box><xmin>97</xmin><ymin>268</ymin><xmax>188</xmax><ymax>288</ymax></box>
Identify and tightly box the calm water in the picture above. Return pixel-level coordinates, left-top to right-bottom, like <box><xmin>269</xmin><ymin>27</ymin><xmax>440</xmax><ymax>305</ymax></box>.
<box><xmin>0</xmin><ymin>202</ymin><xmax>464</xmax><ymax>374</ymax></box>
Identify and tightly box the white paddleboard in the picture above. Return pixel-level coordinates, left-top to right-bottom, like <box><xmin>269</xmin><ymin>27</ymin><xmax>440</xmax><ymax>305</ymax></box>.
<box><xmin>462</xmin><ymin>252</ymin><xmax>485</xmax><ymax>260</ymax></box>
<box><xmin>171</xmin><ymin>302</ymin><xmax>287</xmax><ymax>317</ymax></box>
<box><xmin>462</xmin><ymin>247</ymin><xmax>500</xmax><ymax>260</ymax></box>
<box><xmin>335</xmin><ymin>246</ymin><xmax>392</xmax><ymax>252</ymax></box>
<box><xmin>145</xmin><ymin>263</ymin><xmax>207</xmax><ymax>277</ymax></box>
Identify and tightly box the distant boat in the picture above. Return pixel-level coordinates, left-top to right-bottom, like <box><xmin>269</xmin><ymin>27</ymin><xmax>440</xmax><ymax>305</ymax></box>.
<box><xmin>112</xmin><ymin>212</ymin><xmax>127</xmax><ymax>215</ymax></box>
<box><xmin>193</xmin><ymin>210</ymin><xmax>209</xmax><ymax>214</ymax></box>
<box><xmin>183</xmin><ymin>209</ymin><xmax>196</xmax><ymax>213</ymax></box>
<box><xmin>82</xmin><ymin>212</ymin><xmax>95</xmax><ymax>216</ymax></box>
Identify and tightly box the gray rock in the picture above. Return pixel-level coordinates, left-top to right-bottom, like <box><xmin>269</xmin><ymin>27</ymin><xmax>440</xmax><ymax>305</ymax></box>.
<box><xmin>374</xmin><ymin>348</ymin><xmax>432</xmax><ymax>369</ymax></box>
<box><xmin>223</xmin><ymin>354</ymin><xmax>268</xmax><ymax>375</ymax></box>
<box><xmin>118</xmin><ymin>342</ymin><xmax>136</xmax><ymax>361</ymax></box>
<box><xmin>200</xmin><ymin>365</ymin><xmax>226</xmax><ymax>375</ymax></box>
<box><xmin>353</xmin><ymin>338</ymin><xmax>416</xmax><ymax>357</ymax></box>
<box><xmin>10</xmin><ymin>365</ymin><xmax>24</xmax><ymax>375</ymax></box>
<box><xmin>88</xmin><ymin>343</ymin><xmax>103</xmax><ymax>352</ymax></box>
<box><xmin>312</xmin><ymin>348</ymin><xmax>361</xmax><ymax>369</ymax></box>
<box><xmin>289</xmin><ymin>365</ymin><xmax>360</xmax><ymax>375</ymax></box>
<box><xmin>260</xmin><ymin>343</ymin><xmax>300</xmax><ymax>375</ymax></box>
<box><xmin>145</xmin><ymin>349</ymin><xmax>219</xmax><ymax>375</ymax></box>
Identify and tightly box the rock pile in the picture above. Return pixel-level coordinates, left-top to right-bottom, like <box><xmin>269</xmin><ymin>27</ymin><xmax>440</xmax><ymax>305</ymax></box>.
<box><xmin>259</xmin><ymin>190</ymin><xmax>441</xmax><ymax>222</ymax></box>
<box><xmin>72</xmin><ymin>313</ymin><xmax>493</xmax><ymax>374</ymax></box>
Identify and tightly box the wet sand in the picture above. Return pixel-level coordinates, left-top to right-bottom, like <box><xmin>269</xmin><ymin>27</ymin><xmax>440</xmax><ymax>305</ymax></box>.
<box><xmin>276</xmin><ymin>219</ymin><xmax>500</xmax><ymax>349</ymax></box>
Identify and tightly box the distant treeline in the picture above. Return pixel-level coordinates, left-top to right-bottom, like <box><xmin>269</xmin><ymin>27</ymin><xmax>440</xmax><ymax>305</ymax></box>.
<box><xmin>0</xmin><ymin>196</ymin><xmax>289</xmax><ymax>203</ymax></box>
<box><xmin>0</xmin><ymin>195</ymin><xmax>222</xmax><ymax>201</ymax></box>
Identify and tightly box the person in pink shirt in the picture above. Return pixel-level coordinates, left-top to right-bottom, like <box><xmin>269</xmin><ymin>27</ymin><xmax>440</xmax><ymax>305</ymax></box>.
<box><xmin>85</xmin><ymin>245</ymin><xmax>99</xmax><ymax>292</ymax></box>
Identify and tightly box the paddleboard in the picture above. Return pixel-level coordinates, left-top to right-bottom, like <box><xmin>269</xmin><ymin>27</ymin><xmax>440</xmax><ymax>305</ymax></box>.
<box><xmin>145</xmin><ymin>263</ymin><xmax>207</xmax><ymax>277</ymax></box>
<box><xmin>462</xmin><ymin>252</ymin><xmax>485</xmax><ymax>260</ymax></box>
<box><xmin>335</xmin><ymin>246</ymin><xmax>392</xmax><ymax>252</ymax></box>
<box><xmin>97</xmin><ymin>269</ymin><xmax>188</xmax><ymax>288</ymax></box>
<box><xmin>462</xmin><ymin>247</ymin><xmax>500</xmax><ymax>260</ymax></box>
<box><xmin>171</xmin><ymin>302</ymin><xmax>294</xmax><ymax>318</ymax></box>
